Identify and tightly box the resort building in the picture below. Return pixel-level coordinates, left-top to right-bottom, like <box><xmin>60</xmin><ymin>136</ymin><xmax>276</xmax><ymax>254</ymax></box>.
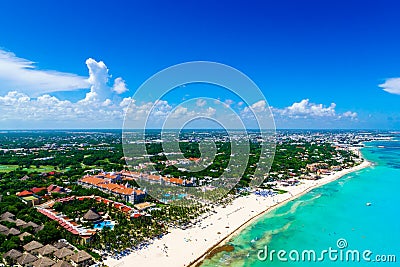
<box><xmin>47</xmin><ymin>184</ymin><xmax>71</xmax><ymax>195</ymax></box>
<box><xmin>16</xmin><ymin>190</ymin><xmax>42</xmax><ymax>206</ymax></box>
<box><xmin>78</xmin><ymin>175</ymin><xmax>146</xmax><ymax>204</ymax></box>
<box><xmin>16</xmin><ymin>185</ymin><xmax>71</xmax><ymax>207</ymax></box>
<box><xmin>23</xmin><ymin>241</ymin><xmax>44</xmax><ymax>253</ymax></box>
<box><xmin>69</xmin><ymin>250</ymin><xmax>93</xmax><ymax>267</ymax></box>
<box><xmin>52</xmin><ymin>260</ymin><xmax>73</xmax><ymax>267</ymax></box>
<box><xmin>1</xmin><ymin>211</ymin><xmax>16</xmax><ymax>221</ymax></box>
<box><xmin>82</xmin><ymin>209</ymin><xmax>103</xmax><ymax>224</ymax></box>
<box><xmin>2</xmin><ymin>240</ymin><xmax>94</xmax><ymax>267</ymax></box>
<box><xmin>32</xmin><ymin>257</ymin><xmax>56</xmax><ymax>267</ymax></box>
<box><xmin>54</xmin><ymin>247</ymin><xmax>74</xmax><ymax>261</ymax></box>
<box><xmin>120</xmin><ymin>170</ymin><xmax>195</xmax><ymax>187</ymax></box>
<box><xmin>0</xmin><ymin>224</ymin><xmax>9</xmax><ymax>235</ymax></box>
<box><xmin>134</xmin><ymin>202</ymin><xmax>156</xmax><ymax>212</ymax></box>
<box><xmin>36</xmin><ymin>244</ymin><xmax>58</xmax><ymax>258</ymax></box>
<box><xmin>306</xmin><ymin>163</ymin><xmax>329</xmax><ymax>173</ymax></box>
<box><xmin>17</xmin><ymin>253</ymin><xmax>38</xmax><ymax>267</ymax></box>
<box><xmin>2</xmin><ymin>249</ymin><xmax>22</xmax><ymax>265</ymax></box>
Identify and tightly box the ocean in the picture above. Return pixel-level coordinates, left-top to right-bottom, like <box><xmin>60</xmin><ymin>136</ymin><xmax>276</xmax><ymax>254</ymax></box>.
<box><xmin>201</xmin><ymin>138</ymin><xmax>400</xmax><ymax>266</ymax></box>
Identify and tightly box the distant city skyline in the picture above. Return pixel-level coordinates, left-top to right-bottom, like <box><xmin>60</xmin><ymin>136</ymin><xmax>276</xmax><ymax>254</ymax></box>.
<box><xmin>1</xmin><ymin>0</ymin><xmax>400</xmax><ymax>129</ymax></box>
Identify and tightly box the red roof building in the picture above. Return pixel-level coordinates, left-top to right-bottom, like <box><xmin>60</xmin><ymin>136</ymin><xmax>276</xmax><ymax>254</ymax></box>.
<box><xmin>17</xmin><ymin>190</ymin><xmax>33</xmax><ymax>197</ymax></box>
<box><xmin>31</xmin><ymin>187</ymin><xmax>46</xmax><ymax>194</ymax></box>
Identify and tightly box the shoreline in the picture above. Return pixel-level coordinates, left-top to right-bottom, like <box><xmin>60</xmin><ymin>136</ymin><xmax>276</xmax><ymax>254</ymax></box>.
<box><xmin>105</xmin><ymin>155</ymin><xmax>371</xmax><ymax>267</ymax></box>
<box><xmin>189</xmin><ymin>159</ymin><xmax>372</xmax><ymax>266</ymax></box>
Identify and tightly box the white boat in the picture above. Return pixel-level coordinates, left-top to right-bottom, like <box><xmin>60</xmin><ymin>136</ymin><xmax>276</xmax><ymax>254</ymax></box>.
<box><xmin>366</xmin><ymin>202</ymin><xmax>372</xmax><ymax>206</ymax></box>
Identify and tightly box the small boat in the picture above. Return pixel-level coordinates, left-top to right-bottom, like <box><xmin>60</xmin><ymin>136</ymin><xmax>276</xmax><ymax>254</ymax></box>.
<box><xmin>366</xmin><ymin>202</ymin><xmax>372</xmax><ymax>206</ymax></box>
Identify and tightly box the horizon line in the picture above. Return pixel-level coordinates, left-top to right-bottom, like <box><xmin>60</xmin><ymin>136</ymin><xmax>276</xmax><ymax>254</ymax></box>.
<box><xmin>0</xmin><ymin>128</ymin><xmax>398</xmax><ymax>131</ymax></box>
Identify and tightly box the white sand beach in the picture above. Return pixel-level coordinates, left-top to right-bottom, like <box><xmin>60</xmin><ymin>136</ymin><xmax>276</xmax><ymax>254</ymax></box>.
<box><xmin>105</xmin><ymin>160</ymin><xmax>371</xmax><ymax>267</ymax></box>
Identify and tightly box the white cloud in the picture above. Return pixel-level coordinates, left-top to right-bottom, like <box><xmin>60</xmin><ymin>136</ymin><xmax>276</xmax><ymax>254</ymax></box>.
<box><xmin>0</xmin><ymin>92</ymin><xmax>360</xmax><ymax>129</ymax></box>
<box><xmin>240</xmin><ymin>100</ymin><xmax>270</xmax><ymax>119</ymax></box>
<box><xmin>0</xmin><ymin>50</ymin><xmax>129</xmax><ymax>102</ymax></box>
<box><xmin>112</xmin><ymin>77</ymin><xmax>128</xmax><ymax>94</ymax></box>
<box><xmin>196</xmin><ymin>99</ymin><xmax>206</xmax><ymax>107</ymax></box>
<box><xmin>0</xmin><ymin>50</ymin><xmax>360</xmax><ymax>129</ymax></box>
<box><xmin>80</xmin><ymin>58</ymin><xmax>111</xmax><ymax>103</ymax></box>
<box><xmin>0</xmin><ymin>49</ymin><xmax>89</xmax><ymax>96</ymax></box>
<box><xmin>247</xmin><ymin>100</ymin><xmax>268</xmax><ymax>113</ymax></box>
<box><xmin>170</xmin><ymin>106</ymin><xmax>190</xmax><ymax>119</ymax></box>
<box><xmin>270</xmin><ymin>99</ymin><xmax>357</xmax><ymax>121</ymax></box>
<box><xmin>205</xmin><ymin>107</ymin><xmax>216</xmax><ymax>117</ymax></box>
<box><xmin>224</xmin><ymin>99</ymin><xmax>234</xmax><ymax>106</ymax></box>
<box><xmin>273</xmin><ymin>99</ymin><xmax>336</xmax><ymax>118</ymax></box>
<box><xmin>341</xmin><ymin>111</ymin><xmax>358</xmax><ymax>120</ymax></box>
<box><xmin>0</xmin><ymin>90</ymin><xmax>122</xmax><ymax>123</ymax></box>
<box><xmin>0</xmin><ymin>51</ymin><xmax>133</xmax><ymax>128</ymax></box>
<box><xmin>379</xmin><ymin>78</ymin><xmax>400</xmax><ymax>95</ymax></box>
<box><xmin>0</xmin><ymin>91</ymin><xmax>30</xmax><ymax>105</ymax></box>
<box><xmin>120</xmin><ymin>97</ymin><xmax>133</xmax><ymax>107</ymax></box>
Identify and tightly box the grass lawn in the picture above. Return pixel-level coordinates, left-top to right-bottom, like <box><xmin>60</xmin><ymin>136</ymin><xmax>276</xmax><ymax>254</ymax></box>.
<box><xmin>0</xmin><ymin>165</ymin><xmax>18</xmax><ymax>172</ymax></box>
<box><xmin>0</xmin><ymin>165</ymin><xmax>59</xmax><ymax>173</ymax></box>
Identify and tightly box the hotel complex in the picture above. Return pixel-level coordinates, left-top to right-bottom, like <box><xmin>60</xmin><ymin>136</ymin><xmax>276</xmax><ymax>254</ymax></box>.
<box><xmin>78</xmin><ymin>173</ymin><xmax>146</xmax><ymax>204</ymax></box>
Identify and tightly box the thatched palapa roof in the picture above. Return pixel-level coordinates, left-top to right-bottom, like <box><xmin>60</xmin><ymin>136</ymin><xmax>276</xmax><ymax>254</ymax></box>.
<box><xmin>53</xmin><ymin>241</ymin><xmax>69</xmax><ymax>249</ymax></box>
<box><xmin>1</xmin><ymin>216</ymin><xmax>15</xmax><ymax>223</ymax></box>
<box><xmin>83</xmin><ymin>209</ymin><xmax>102</xmax><ymax>222</ymax></box>
<box><xmin>70</xmin><ymin>250</ymin><xmax>93</xmax><ymax>264</ymax></box>
<box><xmin>7</xmin><ymin>227</ymin><xmax>21</xmax><ymax>236</ymax></box>
<box><xmin>22</xmin><ymin>221</ymin><xmax>39</xmax><ymax>229</ymax></box>
<box><xmin>17</xmin><ymin>253</ymin><xmax>38</xmax><ymax>265</ymax></box>
<box><xmin>16</xmin><ymin>218</ymin><xmax>27</xmax><ymax>227</ymax></box>
<box><xmin>52</xmin><ymin>260</ymin><xmax>73</xmax><ymax>267</ymax></box>
<box><xmin>0</xmin><ymin>224</ymin><xmax>9</xmax><ymax>234</ymax></box>
<box><xmin>0</xmin><ymin>211</ymin><xmax>15</xmax><ymax>220</ymax></box>
<box><xmin>36</xmin><ymin>244</ymin><xmax>58</xmax><ymax>256</ymax></box>
<box><xmin>54</xmin><ymin>247</ymin><xmax>74</xmax><ymax>259</ymax></box>
<box><xmin>3</xmin><ymin>249</ymin><xmax>23</xmax><ymax>260</ymax></box>
<box><xmin>23</xmin><ymin>240</ymin><xmax>44</xmax><ymax>252</ymax></box>
<box><xmin>32</xmin><ymin>256</ymin><xmax>56</xmax><ymax>267</ymax></box>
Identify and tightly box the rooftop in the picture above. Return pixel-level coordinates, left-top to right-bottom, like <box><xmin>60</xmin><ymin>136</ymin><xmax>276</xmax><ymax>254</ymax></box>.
<box><xmin>23</xmin><ymin>240</ymin><xmax>44</xmax><ymax>252</ymax></box>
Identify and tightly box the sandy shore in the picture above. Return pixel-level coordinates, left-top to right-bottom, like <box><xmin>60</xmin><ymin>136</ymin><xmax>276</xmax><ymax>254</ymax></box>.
<box><xmin>105</xmin><ymin>160</ymin><xmax>371</xmax><ymax>267</ymax></box>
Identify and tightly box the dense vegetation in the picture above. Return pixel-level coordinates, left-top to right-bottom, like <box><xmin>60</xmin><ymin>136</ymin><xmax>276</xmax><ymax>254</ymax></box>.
<box><xmin>0</xmin><ymin>130</ymin><xmax>360</xmax><ymax>259</ymax></box>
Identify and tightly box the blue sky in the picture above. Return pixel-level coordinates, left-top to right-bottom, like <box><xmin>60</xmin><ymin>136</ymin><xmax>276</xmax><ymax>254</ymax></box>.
<box><xmin>0</xmin><ymin>0</ymin><xmax>400</xmax><ymax>129</ymax></box>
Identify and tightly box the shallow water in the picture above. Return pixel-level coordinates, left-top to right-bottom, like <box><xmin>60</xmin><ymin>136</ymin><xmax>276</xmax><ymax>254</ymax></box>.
<box><xmin>201</xmin><ymin>139</ymin><xmax>400</xmax><ymax>266</ymax></box>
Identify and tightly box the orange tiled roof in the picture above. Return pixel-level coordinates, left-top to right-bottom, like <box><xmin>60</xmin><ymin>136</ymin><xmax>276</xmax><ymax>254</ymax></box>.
<box><xmin>99</xmin><ymin>183</ymin><xmax>119</xmax><ymax>191</ymax></box>
<box><xmin>81</xmin><ymin>174</ymin><xmax>146</xmax><ymax>196</ymax></box>
<box><xmin>17</xmin><ymin>190</ymin><xmax>33</xmax><ymax>197</ymax></box>
<box><xmin>31</xmin><ymin>187</ymin><xmax>46</xmax><ymax>194</ymax></box>
<box><xmin>121</xmin><ymin>206</ymin><xmax>132</xmax><ymax>213</ymax></box>
<box><xmin>169</xmin><ymin>178</ymin><xmax>184</xmax><ymax>185</ymax></box>
<box><xmin>80</xmin><ymin>176</ymin><xmax>107</xmax><ymax>185</ymax></box>
<box><xmin>135</xmin><ymin>189</ymin><xmax>145</xmax><ymax>195</ymax></box>
<box><xmin>148</xmin><ymin>175</ymin><xmax>161</xmax><ymax>181</ymax></box>
<box><xmin>113</xmin><ymin>187</ymin><xmax>134</xmax><ymax>195</ymax></box>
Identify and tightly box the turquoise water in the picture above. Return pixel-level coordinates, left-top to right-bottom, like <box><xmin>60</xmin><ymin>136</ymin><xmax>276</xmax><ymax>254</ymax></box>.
<box><xmin>201</xmin><ymin>139</ymin><xmax>400</xmax><ymax>266</ymax></box>
<box><xmin>93</xmin><ymin>221</ymin><xmax>115</xmax><ymax>230</ymax></box>
<box><xmin>161</xmin><ymin>193</ymin><xmax>187</xmax><ymax>203</ymax></box>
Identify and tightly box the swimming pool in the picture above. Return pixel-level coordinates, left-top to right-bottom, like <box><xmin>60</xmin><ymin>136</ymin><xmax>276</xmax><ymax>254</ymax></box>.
<box><xmin>93</xmin><ymin>221</ymin><xmax>115</xmax><ymax>230</ymax></box>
